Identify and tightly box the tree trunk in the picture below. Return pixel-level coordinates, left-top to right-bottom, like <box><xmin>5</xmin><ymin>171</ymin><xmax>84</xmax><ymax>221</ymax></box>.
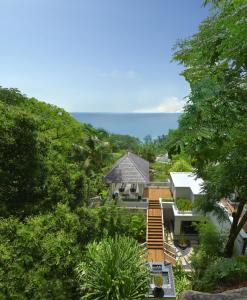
<box><xmin>224</xmin><ymin>199</ymin><xmax>247</xmax><ymax>257</ymax></box>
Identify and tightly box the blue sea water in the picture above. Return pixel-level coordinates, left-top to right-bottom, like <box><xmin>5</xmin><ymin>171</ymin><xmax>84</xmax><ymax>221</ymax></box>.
<box><xmin>71</xmin><ymin>113</ymin><xmax>180</xmax><ymax>140</ymax></box>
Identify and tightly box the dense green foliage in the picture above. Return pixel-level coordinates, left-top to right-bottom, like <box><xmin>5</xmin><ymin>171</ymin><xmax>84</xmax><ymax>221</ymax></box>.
<box><xmin>0</xmin><ymin>203</ymin><xmax>146</xmax><ymax>299</ymax></box>
<box><xmin>190</xmin><ymin>220</ymin><xmax>247</xmax><ymax>292</ymax></box>
<box><xmin>0</xmin><ymin>87</ymin><xmax>113</xmax><ymax>217</ymax></box>
<box><xmin>77</xmin><ymin>235</ymin><xmax>149</xmax><ymax>300</ymax></box>
<box><xmin>173</xmin><ymin>261</ymin><xmax>191</xmax><ymax>297</ymax></box>
<box><xmin>169</xmin><ymin>159</ymin><xmax>192</xmax><ymax>173</ymax></box>
<box><xmin>194</xmin><ymin>256</ymin><xmax>247</xmax><ymax>292</ymax></box>
<box><xmin>176</xmin><ymin>198</ymin><xmax>193</xmax><ymax>212</ymax></box>
<box><xmin>172</xmin><ymin>0</ymin><xmax>247</xmax><ymax>257</ymax></box>
<box><xmin>150</xmin><ymin>162</ymin><xmax>170</xmax><ymax>181</ymax></box>
<box><xmin>150</xmin><ymin>154</ymin><xmax>192</xmax><ymax>182</ymax></box>
<box><xmin>0</xmin><ymin>87</ymin><xmax>148</xmax><ymax>299</ymax></box>
<box><xmin>0</xmin><ymin>204</ymin><xmax>82</xmax><ymax>299</ymax></box>
<box><xmin>107</xmin><ymin>133</ymin><xmax>141</xmax><ymax>153</ymax></box>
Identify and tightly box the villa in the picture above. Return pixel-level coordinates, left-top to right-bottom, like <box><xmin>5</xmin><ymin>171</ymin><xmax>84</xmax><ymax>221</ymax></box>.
<box><xmin>104</xmin><ymin>152</ymin><xmax>247</xmax><ymax>298</ymax></box>
<box><xmin>168</xmin><ymin>172</ymin><xmax>203</xmax><ymax>237</ymax></box>
<box><xmin>104</xmin><ymin>152</ymin><xmax>149</xmax><ymax>200</ymax></box>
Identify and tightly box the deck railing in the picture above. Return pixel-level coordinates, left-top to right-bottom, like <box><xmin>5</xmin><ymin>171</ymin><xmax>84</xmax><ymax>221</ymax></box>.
<box><xmin>147</xmin><ymin>181</ymin><xmax>170</xmax><ymax>188</ymax></box>
<box><xmin>163</xmin><ymin>241</ymin><xmax>177</xmax><ymax>259</ymax></box>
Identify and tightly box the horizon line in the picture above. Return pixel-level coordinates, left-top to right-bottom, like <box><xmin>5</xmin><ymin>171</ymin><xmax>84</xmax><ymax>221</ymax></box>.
<box><xmin>70</xmin><ymin>111</ymin><xmax>181</xmax><ymax>114</ymax></box>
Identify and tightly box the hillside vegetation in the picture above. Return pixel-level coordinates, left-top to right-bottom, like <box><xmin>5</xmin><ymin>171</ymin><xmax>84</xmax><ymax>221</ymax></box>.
<box><xmin>0</xmin><ymin>87</ymin><xmax>148</xmax><ymax>299</ymax></box>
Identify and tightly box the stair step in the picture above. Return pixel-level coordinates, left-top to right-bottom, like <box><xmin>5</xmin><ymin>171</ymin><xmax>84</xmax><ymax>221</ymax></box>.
<box><xmin>148</xmin><ymin>226</ymin><xmax>162</xmax><ymax>228</ymax></box>
<box><xmin>148</xmin><ymin>221</ymin><xmax>162</xmax><ymax>224</ymax></box>
<box><xmin>148</xmin><ymin>232</ymin><xmax>163</xmax><ymax>238</ymax></box>
<box><xmin>148</xmin><ymin>234</ymin><xmax>162</xmax><ymax>237</ymax></box>
<box><xmin>147</xmin><ymin>246</ymin><xmax>164</xmax><ymax>250</ymax></box>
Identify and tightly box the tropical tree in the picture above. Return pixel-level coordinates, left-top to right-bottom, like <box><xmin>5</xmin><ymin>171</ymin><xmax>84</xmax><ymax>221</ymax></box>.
<box><xmin>77</xmin><ymin>235</ymin><xmax>149</xmax><ymax>300</ymax></box>
<box><xmin>169</xmin><ymin>158</ymin><xmax>193</xmax><ymax>172</ymax></box>
<box><xmin>0</xmin><ymin>204</ymin><xmax>83</xmax><ymax>299</ymax></box>
<box><xmin>172</xmin><ymin>0</ymin><xmax>247</xmax><ymax>257</ymax></box>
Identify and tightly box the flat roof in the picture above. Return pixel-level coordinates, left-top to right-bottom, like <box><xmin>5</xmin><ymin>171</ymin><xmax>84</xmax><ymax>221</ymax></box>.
<box><xmin>170</xmin><ymin>172</ymin><xmax>204</xmax><ymax>195</ymax></box>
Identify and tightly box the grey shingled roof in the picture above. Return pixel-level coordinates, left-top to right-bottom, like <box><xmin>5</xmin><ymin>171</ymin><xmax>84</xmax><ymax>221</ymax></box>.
<box><xmin>104</xmin><ymin>152</ymin><xmax>149</xmax><ymax>184</ymax></box>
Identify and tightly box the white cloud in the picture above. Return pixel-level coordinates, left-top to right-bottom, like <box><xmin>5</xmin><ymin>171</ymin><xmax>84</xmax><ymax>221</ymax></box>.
<box><xmin>134</xmin><ymin>96</ymin><xmax>186</xmax><ymax>113</ymax></box>
<box><xmin>100</xmin><ymin>69</ymin><xmax>140</xmax><ymax>80</ymax></box>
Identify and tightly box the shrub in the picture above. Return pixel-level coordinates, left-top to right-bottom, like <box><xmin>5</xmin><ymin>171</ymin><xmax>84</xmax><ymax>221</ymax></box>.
<box><xmin>173</xmin><ymin>261</ymin><xmax>191</xmax><ymax>297</ymax></box>
<box><xmin>190</xmin><ymin>220</ymin><xmax>228</xmax><ymax>291</ymax></box>
<box><xmin>169</xmin><ymin>159</ymin><xmax>192</xmax><ymax>172</ymax></box>
<box><xmin>193</xmin><ymin>256</ymin><xmax>247</xmax><ymax>292</ymax></box>
<box><xmin>77</xmin><ymin>235</ymin><xmax>149</xmax><ymax>300</ymax></box>
<box><xmin>176</xmin><ymin>198</ymin><xmax>193</xmax><ymax>211</ymax></box>
<box><xmin>153</xmin><ymin>274</ymin><xmax>163</xmax><ymax>287</ymax></box>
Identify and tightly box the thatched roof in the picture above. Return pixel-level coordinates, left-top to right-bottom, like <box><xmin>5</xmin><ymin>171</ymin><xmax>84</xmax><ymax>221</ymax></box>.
<box><xmin>104</xmin><ymin>152</ymin><xmax>149</xmax><ymax>184</ymax></box>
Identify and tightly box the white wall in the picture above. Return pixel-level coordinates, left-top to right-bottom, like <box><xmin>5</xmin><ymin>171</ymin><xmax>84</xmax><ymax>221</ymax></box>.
<box><xmin>174</xmin><ymin>187</ymin><xmax>192</xmax><ymax>200</ymax></box>
<box><xmin>208</xmin><ymin>212</ymin><xmax>245</xmax><ymax>256</ymax></box>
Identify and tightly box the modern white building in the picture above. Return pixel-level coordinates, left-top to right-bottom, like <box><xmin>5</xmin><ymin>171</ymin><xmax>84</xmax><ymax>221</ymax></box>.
<box><xmin>169</xmin><ymin>172</ymin><xmax>204</xmax><ymax>237</ymax></box>
<box><xmin>170</xmin><ymin>172</ymin><xmax>204</xmax><ymax>202</ymax></box>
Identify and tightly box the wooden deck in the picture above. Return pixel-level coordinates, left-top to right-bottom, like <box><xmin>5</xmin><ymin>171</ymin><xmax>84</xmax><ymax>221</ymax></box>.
<box><xmin>144</xmin><ymin>187</ymin><xmax>172</xmax><ymax>200</ymax></box>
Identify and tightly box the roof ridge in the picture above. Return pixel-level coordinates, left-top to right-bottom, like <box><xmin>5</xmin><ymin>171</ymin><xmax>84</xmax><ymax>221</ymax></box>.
<box><xmin>128</xmin><ymin>152</ymin><xmax>148</xmax><ymax>181</ymax></box>
<box><xmin>104</xmin><ymin>153</ymin><xmax>127</xmax><ymax>179</ymax></box>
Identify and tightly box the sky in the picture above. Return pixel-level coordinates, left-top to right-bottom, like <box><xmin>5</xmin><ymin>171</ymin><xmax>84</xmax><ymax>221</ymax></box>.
<box><xmin>0</xmin><ymin>0</ymin><xmax>209</xmax><ymax>112</ymax></box>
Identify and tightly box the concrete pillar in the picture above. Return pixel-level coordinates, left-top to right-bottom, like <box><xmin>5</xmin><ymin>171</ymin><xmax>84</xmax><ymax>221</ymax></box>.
<box><xmin>174</xmin><ymin>218</ymin><xmax>181</xmax><ymax>235</ymax></box>
<box><xmin>242</xmin><ymin>239</ymin><xmax>247</xmax><ymax>255</ymax></box>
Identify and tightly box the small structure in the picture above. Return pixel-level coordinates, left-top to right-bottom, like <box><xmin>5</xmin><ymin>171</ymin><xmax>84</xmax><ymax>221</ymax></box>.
<box><xmin>147</xmin><ymin>262</ymin><xmax>176</xmax><ymax>299</ymax></box>
<box><xmin>104</xmin><ymin>152</ymin><xmax>149</xmax><ymax>200</ymax></box>
<box><xmin>169</xmin><ymin>172</ymin><xmax>204</xmax><ymax>237</ymax></box>
<box><xmin>156</xmin><ymin>153</ymin><xmax>170</xmax><ymax>163</ymax></box>
<box><xmin>170</xmin><ymin>172</ymin><xmax>204</xmax><ymax>201</ymax></box>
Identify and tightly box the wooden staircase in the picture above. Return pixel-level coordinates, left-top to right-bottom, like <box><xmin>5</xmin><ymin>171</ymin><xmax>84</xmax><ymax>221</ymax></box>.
<box><xmin>147</xmin><ymin>199</ymin><xmax>165</xmax><ymax>262</ymax></box>
<box><xmin>146</xmin><ymin>193</ymin><xmax>177</xmax><ymax>265</ymax></box>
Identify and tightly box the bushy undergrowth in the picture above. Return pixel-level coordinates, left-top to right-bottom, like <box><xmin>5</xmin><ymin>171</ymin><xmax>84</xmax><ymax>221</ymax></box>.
<box><xmin>189</xmin><ymin>220</ymin><xmax>247</xmax><ymax>292</ymax></box>
<box><xmin>193</xmin><ymin>256</ymin><xmax>247</xmax><ymax>292</ymax></box>
<box><xmin>77</xmin><ymin>235</ymin><xmax>149</xmax><ymax>300</ymax></box>
<box><xmin>173</xmin><ymin>261</ymin><xmax>191</xmax><ymax>298</ymax></box>
<box><xmin>176</xmin><ymin>198</ymin><xmax>193</xmax><ymax>211</ymax></box>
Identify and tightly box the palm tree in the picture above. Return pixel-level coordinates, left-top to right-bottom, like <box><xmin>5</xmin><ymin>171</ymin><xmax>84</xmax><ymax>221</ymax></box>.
<box><xmin>77</xmin><ymin>235</ymin><xmax>149</xmax><ymax>300</ymax></box>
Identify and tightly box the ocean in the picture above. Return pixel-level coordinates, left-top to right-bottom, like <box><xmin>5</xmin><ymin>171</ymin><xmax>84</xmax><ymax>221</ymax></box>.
<box><xmin>72</xmin><ymin>113</ymin><xmax>180</xmax><ymax>140</ymax></box>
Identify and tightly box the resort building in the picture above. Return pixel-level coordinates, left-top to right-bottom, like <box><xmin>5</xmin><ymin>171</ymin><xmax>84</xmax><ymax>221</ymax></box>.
<box><xmin>169</xmin><ymin>172</ymin><xmax>204</xmax><ymax>202</ymax></box>
<box><xmin>168</xmin><ymin>172</ymin><xmax>204</xmax><ymax>237</ymax></box>
<box><xmin>104</xmin><ymin>154</ymin><xmax>246</xmax><ymax>297</ymax></box>
<box><xmin>104</xmin><ymin>152</ymin><xmax>149</xmax><ymax>209</ymax></box>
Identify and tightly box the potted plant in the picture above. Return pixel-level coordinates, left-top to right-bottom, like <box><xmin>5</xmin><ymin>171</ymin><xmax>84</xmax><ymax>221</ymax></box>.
<box><xmin>153</xmin><ymin>274</ymin><xmax>164</xmax><ymax>298</ymax></box>
<box><xmin>178</xmin><ymin>231</ymin><xmax>188</xmax><ymax>250</ymax></box>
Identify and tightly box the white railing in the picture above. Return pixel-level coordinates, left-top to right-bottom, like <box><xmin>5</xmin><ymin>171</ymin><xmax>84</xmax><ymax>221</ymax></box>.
<box><xmin>163</xmin><ymin>241</ymin><xmax>176</xmax><ymax>258</ymax></box>
<box><xmin>160</xmin><ymin>199</ymin><xmax>165</xmax><ymax>244</ymax></box>
<box><xmin>147</xmin><ymin>181</ymin><xmax>170</xmax><ymax>188</ymax></box>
